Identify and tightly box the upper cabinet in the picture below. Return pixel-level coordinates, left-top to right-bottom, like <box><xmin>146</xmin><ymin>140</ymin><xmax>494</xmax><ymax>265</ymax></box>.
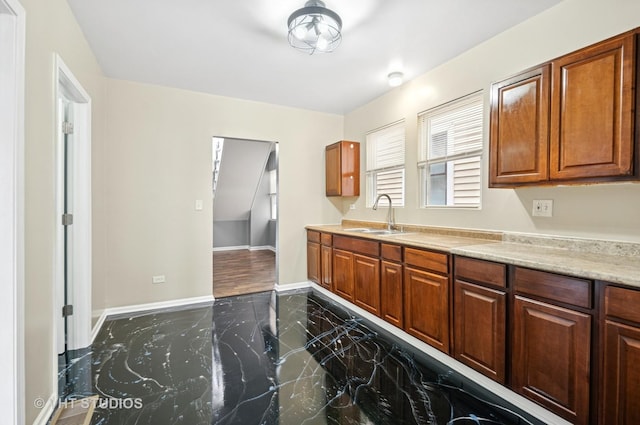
<box><xmin>490</xmin><ymin>30</ymin><xmax>639</xmax><ymax>187</ymax></box>
<box><xmin>326</xmin><ymin>141</ymin><xmax>360</xmax><ymax>196</ymax></box>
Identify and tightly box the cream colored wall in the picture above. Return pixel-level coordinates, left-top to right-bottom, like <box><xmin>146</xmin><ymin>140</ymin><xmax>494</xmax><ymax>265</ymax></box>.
<box><xmin>103</xmin><ymin>79</ymin><xmax>344</xmax><ymax>308</ymax></box>
<box><xmin>343</xmin><ymin>0</ymin><xmax>640</xmax><ymax>243</ymax></box>
<box><xmin>21</xmin><ymin>0</ymin><xmax>107</xmax><ymax>422</ymax></box>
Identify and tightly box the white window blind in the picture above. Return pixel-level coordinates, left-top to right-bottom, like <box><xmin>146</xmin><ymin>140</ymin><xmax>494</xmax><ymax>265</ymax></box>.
<box><xmin>418</xmin><ymin>92</ymin><xmax>483</xmax><ymax>207</ymax></box>
<box><xmin>366</xmin><ymin>121</ymin><xmax>405</xmax><ymax>207</ymax></box>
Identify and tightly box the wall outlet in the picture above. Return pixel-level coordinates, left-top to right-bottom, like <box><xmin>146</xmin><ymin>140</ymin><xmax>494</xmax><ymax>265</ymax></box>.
<box><xmin>152</xmin><ymin>275</ymin><xmax>165</xmax><ymax>284</ymax></box>
<box><xmin>532</xmin><ymin>199</ymin><xmax>553</xmax><ymax>217</ymax></box>
<box><xmin>349</xmin><ymin>203</ymin><xmax>356</xmax><ymax>210</ymax></box>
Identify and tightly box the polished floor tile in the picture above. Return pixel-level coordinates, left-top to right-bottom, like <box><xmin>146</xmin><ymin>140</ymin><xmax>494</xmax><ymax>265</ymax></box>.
<box><xmin>58</xmin><ymin>289</ymin><xmax>543</xmax><ymax>425</ymax></box>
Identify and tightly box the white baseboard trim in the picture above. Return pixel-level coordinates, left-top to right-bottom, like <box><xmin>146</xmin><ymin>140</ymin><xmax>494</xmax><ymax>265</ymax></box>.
<box><xmin>212</xmin><ymin>245</ymin><xmax>249</xmax><ymax>252</ymax></box>
<box><xmin>32</xmin><ymin>393</ymin><xmax>57</xmax><ymax>425</ymax></box>
<box><xmin>249</xmin><ymin>245</ymin><xmax>276</xmax><ymax>252</ymax></box>
<box><xmin>274</xmin><ymin>281</ymin><xmax>310</xmax><ymax>292</ymax></box>
<box><xmin>309</xmin><ymin>283</ymin><xmax>571</xmax><ymax>425</ymax></box>
<box><xmin>90</xmin><ymin>295</ymin><xmax>215</xmax><ymax>343</ymax></box>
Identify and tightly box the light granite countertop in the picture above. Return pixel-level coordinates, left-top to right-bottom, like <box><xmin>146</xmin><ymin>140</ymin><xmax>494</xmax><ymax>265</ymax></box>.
<box><xmin>306</xmin><ymin>221</ymin><xmax>640</xmax><ymax>289</ymax></box>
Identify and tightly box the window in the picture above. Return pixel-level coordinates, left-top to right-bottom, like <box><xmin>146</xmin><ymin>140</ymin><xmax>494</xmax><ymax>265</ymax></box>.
<box><xmin>418</xmin><ymin>92</ymin><xmax>483</xmax><ymax>207</ymax></box>
<box><xmin>366</xmin><ymin>121</ymin><xmax>405</xmax><ymax>207</ymax></box>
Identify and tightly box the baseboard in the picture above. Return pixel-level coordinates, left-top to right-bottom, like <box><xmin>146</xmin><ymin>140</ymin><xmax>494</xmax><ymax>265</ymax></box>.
<box><xmin>249</xmin><ymin>245</ymin><xmax>276</xmax><ymax>252</ymax></box>
<box><xmin>91</xmin><ymin>295</ymin><xmax>215</xmax><ymax>342</ymax></box>
<box><xmin>274</xmin><ymin>281</ymin><xmax>310</xmax><ymax>292</ymax></box>
<box><xmin>212</xmin><ymin>245</ymin><xmax>249</xmax><ymax>252</ymax></box>
<box><xmin>32</xmin><ymin>393</ymin><xmax>57</xmax><ymax>425</ymax></box>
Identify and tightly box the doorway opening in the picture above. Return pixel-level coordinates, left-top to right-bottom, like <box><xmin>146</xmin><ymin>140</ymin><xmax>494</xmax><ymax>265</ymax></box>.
<box><xmin>54</xmin><ymin>55</ymin><xmax>92</xmax><ymax>399</ymax></box>
<box><xmin>212</xmin><ymin>137</ymin><xmax>278</xmax><ymax>298</ymax></box>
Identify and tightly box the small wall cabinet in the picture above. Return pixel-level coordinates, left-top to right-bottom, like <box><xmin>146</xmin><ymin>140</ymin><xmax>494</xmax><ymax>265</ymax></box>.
<box><xmin>325</xmin><ymin>141</ymin><xmax>360</xmax><ymax>197</ymax></box>
<box><xmin>490</xmin><ymin>30</ymin><xmax>639</xmax><ymax>187</ymax></box>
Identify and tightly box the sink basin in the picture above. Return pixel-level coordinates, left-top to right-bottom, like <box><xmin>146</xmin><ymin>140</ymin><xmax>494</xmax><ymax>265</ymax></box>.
<box><xmin>344</xmin><ymin>228</ymin><xmax>407</xmax><ymax>236</ymax></box>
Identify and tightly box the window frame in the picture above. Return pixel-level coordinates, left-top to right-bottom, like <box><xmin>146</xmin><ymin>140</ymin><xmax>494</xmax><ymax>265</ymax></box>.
<box><xmin>418</xmin><ymin>92</ymin><xmax>484</xmax><ymax>209</ymax></box>
<box><xmin>365</xmin><ymin>120</ymin><xmax>406</xmax><ymax>208</ymax></box>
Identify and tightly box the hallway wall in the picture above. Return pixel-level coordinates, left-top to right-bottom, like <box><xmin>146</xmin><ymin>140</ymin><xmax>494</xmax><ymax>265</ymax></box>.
<box><xmin>103</xmin><ymin>79</ymin><xmax>344</xmax><ymax>308</ymax></box>
<box><xmin>20</xmin><ymin>0</ymin><xmax>107</xmax><ymax>422</ymax></box>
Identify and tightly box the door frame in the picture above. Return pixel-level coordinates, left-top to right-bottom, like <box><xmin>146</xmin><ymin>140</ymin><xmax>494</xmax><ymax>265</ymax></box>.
<box><xmin>0</xmin><ymin>0</ymin><xmax>25</xmax><ymax>422</ymax></box>
<box><xmin>53</xmin><ymin>55</ymin><xmax>92</xmax><ymax>375</ymax></box>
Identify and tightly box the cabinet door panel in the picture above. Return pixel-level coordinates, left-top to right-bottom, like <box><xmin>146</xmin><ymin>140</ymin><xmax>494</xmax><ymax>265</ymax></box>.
<box><xmin>333</xmin><ymin>249</ymin><xmax>354</xmax><ymax>301</ymax></box>
<box><xmin>454</xmin><ymin>280</ymin><xmax>506</xmax><ymax>383</ymax></box>
<box><xmin>321</xmin><ymin>245</ymin><xmax>333</xmax><ymax>290</ymax></box>
<box><xmin>602</xmin><ymin>320</ymin><xmax>640</xmax><ymax>425</ymax></box>
<box><xmin>307</xmin><ymin>241</ymin><xmax>321</xmax><ymax>284</ymax></box>
<box><xmin>550</xmin><ymin>34</ymin><xmax>635</xmax><ymax>180</ymax></box>
<box><xmin>353</xmin><ymin>254</ymin><xmax>380</xmax><ymax>316</ymax></box>
<box><xmin>325</xmin><ymin>142</ymin><xmax>342</xmax><ymax>196</ymax></box>
<box><xmin>513</xmin><ymin>296</ymin><xmax>591</xmax><ymax>425</ymax></box>
<box><xmin>490</xmin><ymin>66</ymin><xmax>550</xmax><ymax>185</ymax></box>
<box><xmin>381</xmin><ymin>261</ymin><xmax>403</xmax><ymax>328</ymax></box>
<box><xmin>404</xmin><ymin>267</ymin><xmax>450</xmax><ymax>353</ymax></box>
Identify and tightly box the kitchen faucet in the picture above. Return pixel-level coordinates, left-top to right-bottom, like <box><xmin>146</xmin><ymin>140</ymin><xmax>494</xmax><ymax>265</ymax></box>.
<box><xmin>373</xmin><ymin>193</ymin><xmax>395</xmax><ymax>232</ymax></box>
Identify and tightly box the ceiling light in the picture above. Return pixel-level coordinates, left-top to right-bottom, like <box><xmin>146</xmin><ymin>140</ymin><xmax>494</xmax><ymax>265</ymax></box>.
<box><xmin>388</xmin><ymin>72</ymin><xmax>404</xmax><ymax>87</ymax></box>
<box><xmin>287</xmin><ymin>0</ymin><xmax>342</xmax><ymax>54</ymax></box>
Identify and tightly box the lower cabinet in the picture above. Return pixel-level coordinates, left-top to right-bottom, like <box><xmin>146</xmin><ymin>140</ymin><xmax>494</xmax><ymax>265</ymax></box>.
<box><xmin>601</xmin><ymin>285</ymin><xmax>640</xmax><ymax>425</ymax></box>
<box><xmin>306</xmin><ymin>231</ymin><xmax>321</xmax><ymax>284</ymax></box>
<box><xmin>404</xmin><ymin>266</ymin><xmax>450</xmax><ymax>354</ymax></box>
<box><xmin>381</xmin><ymin>243</ymin><xmax>403</xmax><ymax>327</ymax></box>
<box><xmin>453</xmin><ymin>280</ymin><xmax>506</xmax><ymax>384</ymax></box>
<box><xmin>333</xmin><ymin>248</ymin><xmax>355</xmax><ymax>301</ymax></box>
<box><xmin>353</xmin><ymin>253</ymin><xmax>381</xmax><ymax>316</ymax></box>
<box><xmin>320</xmin><ymin>244</ymin><xmax>333</xmax><ymax>290</ymax></box>
<box><xmin>512</xmin><ymin>296</ymin><xmax>591</xmax><ymax>425</ymax></box>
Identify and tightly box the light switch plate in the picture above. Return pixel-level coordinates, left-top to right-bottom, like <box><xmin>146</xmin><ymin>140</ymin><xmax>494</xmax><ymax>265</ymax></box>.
<box><xmin>195</xmin><ymin>199</ymin><xmax>203</xmax><ymax>211</ymax></box>
<box><xmin>532</xmin><ymin>199</ymin><xmax>553</xmax><ymax>217</ymax></box>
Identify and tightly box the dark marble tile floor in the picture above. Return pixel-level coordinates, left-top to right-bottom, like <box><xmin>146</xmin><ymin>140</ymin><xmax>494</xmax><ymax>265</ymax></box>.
<box><xmin>57</xmin><ymin>289</ymin><xmax>544</xmax><ymax>425</ymax></box>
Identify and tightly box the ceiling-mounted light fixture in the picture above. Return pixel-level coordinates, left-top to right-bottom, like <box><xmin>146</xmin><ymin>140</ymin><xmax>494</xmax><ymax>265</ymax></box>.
<box><xmin>287</xmin><ymin>0</ymin><xmax>342</xmax><ymax>54</ymax></box>
<box><xmin>388</xmin><ymin>72</ymin><xmax>404</xmax><ymax>87</ymax></box>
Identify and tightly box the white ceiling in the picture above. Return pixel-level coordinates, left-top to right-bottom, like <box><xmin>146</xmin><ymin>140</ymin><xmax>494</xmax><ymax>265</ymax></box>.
<box><xmin>67</xmin><ymin>0</ymin><xmax>562</xmax><ymax>114</ymax></box>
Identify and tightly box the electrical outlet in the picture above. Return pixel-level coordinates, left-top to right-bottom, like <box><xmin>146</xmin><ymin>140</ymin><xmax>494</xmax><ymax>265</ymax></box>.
<box><xmin>532</xmin><ymin>199</ymin><xmax>553</xmax><ymax>217</ymax></box>
<box><xmin>152</xmin><ymin>275</ymin><xmax>165</xmax><ymax>284</ymax></box>
<box><xmin>349</xmin><ymin>203</ymin><xmax>356</xmax><ymax>210</ymax></box>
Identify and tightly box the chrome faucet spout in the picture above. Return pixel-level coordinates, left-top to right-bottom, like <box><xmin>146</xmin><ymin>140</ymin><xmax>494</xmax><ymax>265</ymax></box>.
<box><xmin>372</xmin><ymin>193</ymin><xmax>395</xmax><ymax>231</ymax></box>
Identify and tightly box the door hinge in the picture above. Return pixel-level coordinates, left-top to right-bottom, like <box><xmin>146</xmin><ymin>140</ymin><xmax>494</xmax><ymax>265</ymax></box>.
<box><xmin>62</xmin><ymin>304</ymin><xmax>74</xmax><ymax>317</ymax></box>
<box><xmin>62</xmin><ymin>121</ymin><xmax>74</xmax><ymax>135</ymax></box>
<box><xmin>62</xmin><ymin>213</ymin><xmax>73</xmax><ymax>226</ymax></box>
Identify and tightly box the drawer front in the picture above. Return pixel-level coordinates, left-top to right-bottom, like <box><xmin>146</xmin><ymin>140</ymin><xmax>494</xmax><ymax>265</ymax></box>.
<box><xmin>321</xmin><ymin>233</ymin><xmax>333</xmax><ymax>246</ymax></box>
<box><xmin>333</xmin><ymin>235</ymin><xmax>379</xmax><ymax>257</ymax></box>
<box><xmin>381</xmin><ymin>243</ymin><xmax>402</xmax><ymax>262</ymax></box>
<box><xmin>605</xmin><ymin>285</ymin><xmax>640</xmax><ymax>324</ymax></box>
<box><xmin>405</xmin><ymin>247</ymin><xmax>449</xmax><ymax>275</ymax></box>
<box><xmin>514</xmin><ymin>267</ymin><xmax>592</xmax><ymax>309</ymax></box>
<box><xmin>307</xmin><ymin>230</ymin><xmax>320</xmax><ymax>243</ymax></box>
<box><xmin>455</xmin><ymin>256</ymin><xmax>506</xmax><ymax>288</ymax></box>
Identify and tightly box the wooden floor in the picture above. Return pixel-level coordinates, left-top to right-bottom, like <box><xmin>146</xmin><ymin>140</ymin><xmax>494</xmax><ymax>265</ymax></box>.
<box><xmin>213</xmin><ymin>249</ymin><xmax>276</xmax><ymax>298</ymax></box>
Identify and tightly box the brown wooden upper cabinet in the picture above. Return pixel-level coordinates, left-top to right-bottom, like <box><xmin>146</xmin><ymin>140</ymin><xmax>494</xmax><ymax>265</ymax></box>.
<box><xmin>326</xmin><ymin>141</ymin><xmax>360</xmax><ymax>196</ymax></box>
<box><xmin>490</xmin><ymin>30</ymin><xmax>639</xmax><ymax>187</ymax></box>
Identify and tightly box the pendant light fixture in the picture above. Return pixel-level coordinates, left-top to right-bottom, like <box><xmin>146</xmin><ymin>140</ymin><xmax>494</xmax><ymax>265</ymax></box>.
<box><xmin>287</xmin><ymin>0</ymin><xmax>342</xmax><ymax>54</ymax></box>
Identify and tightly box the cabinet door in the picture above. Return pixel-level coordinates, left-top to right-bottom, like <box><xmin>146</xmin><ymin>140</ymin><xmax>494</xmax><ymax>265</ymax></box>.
<box><xmin>550</xmin><ymin>33</ymin><xmax>636</xmax><ymax>180</ymax></box>
<box><xmin>404</xmin><ymin>267</ymin><xmax>450</xmax><ymax>353</ymax></box>
<box><xmin>353</xmin><ymin>254</ymin><xmax>380</xmax><ymax>316</ymax></box>
<box><xmin>307</xmin><ymin>241</ymin><xmax>321</xmax><ymax>284</ymax></box>
<box><xmin>381</xmin><ymin>261</ymin><xmax>403</xmax><ymax>328</ymax></box>
<box><xmin>333</xmin><ymin>249</ymin><xmax>354</xmax><ymax>301</ymax></box>
<box><xmin>320</xmin><ymin>245</ymin><xmax>333</xmax><ymax>291</ymax></box>
<box><xmin>602</xmin><ymin>320</ymin><xmax>640</xmax><ymax>425</ymax></box>
<box><xmin>325</xmin><ymin>141</ymin><xmax>360</xmax><ymax>197</ymax></box>
<box><xmin>513</xmin><ymin>296</ymin><xmax>591</xmax><ymax>425</ymax></box>
<box><xmin>325</xmin><ymin>142</ymin><xmax>342</xmax><ymax>196</ymax></box>
<box><xmin>453</xmin><ymin>280</ymin><xmax>506</xmax><ymax>383</ymax></box>
<box><xmin>490</xmin><ymin>65</ymin><xmax>550</xmax><ymax>186</ymax></box>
